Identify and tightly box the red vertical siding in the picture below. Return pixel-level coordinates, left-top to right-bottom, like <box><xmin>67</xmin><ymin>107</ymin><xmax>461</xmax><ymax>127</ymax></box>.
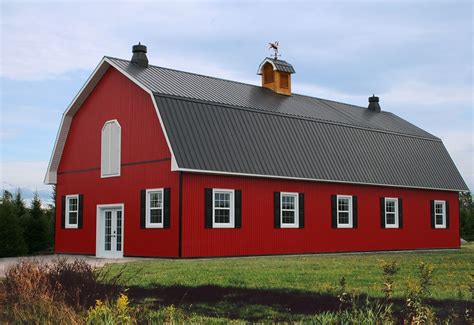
<box><xmin>182</xmin><ymin>173</ymin><xmax>459</xmax><ymax>257</ymax></box>
<box><xmin>56</xmin><ymin>67</ymin><xmax>179</xmax><ymax>257</ymax></box>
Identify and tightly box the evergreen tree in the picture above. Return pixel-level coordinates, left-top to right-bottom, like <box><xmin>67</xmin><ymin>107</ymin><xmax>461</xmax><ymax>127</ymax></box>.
<box><xmin>0</xmin><ymin>191</ymin><xmax>27</xmax><ymax>257</ymax></box>
<box><xmin>14</xmin><ymin>188</ymin><xmax>27</xmax><ymax>218</ymax></box>
<box><xmin>24</xmin><ymin>192</ymin><xmax>50</xmax><ymax>253</ymax></box>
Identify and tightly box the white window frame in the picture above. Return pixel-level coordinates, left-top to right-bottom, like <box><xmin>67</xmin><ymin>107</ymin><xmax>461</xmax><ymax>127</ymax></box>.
<box><xmin>337</xmin><ymin>195</ymin><xmax>353</xmax><ymax>228</ymax></box>
<box><xmin>65</xmin><ymin>194</ymin><xmax>79</xmax><ymax>229</ymax></box>
<box><xmin>212</xmin><ymin>189</ymin><xmax>235</xmax><ymax>228</ymax></box>
<box><xmin>434</xmin><ymin>200</ymin><xmax>446</xmax><ymax>229</ymax></box>
<box><xmin>384</xmin><ymin>197</ymin><xmax>399</xmax><ymax>228</ymax></box>
<box><xmin>280</xmin><ymin>192</ymin><xmax>299</xmax><ymax>228</ymax></box>
<box><xmin>146</xmin><ymin>188</ymin><xmax>164</xmax><ymax>228</ymax></box>
<box><xmin>101</xmin><ymin>119</ymin><xmax>121</xmax><ymax>178</ymax></box>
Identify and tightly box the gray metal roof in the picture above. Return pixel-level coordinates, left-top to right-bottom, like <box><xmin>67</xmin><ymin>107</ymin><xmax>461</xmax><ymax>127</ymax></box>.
<box><xmin>155</xmin><ymin>95</ymin><xmax>467</xmax><ymax>191</ymax></box>
<box><xmin>105</xmin><ymin>56</ymin><xmax>467</xmax><ymax>191</ymax></box>
<box><xmin>107</xmin><ymin>57</ymin><xmax>436</xmax><ymax>140</ymax></box>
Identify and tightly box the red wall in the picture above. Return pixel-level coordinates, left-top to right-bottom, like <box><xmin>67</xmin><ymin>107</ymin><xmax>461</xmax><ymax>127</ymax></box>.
<box><xmin>56</xmin><ymin>67</ymin><xmax>179</xmax><ymax>257</ymax></box>
<box><xmin>182</xmin><ymin>173</ymin><xmax>459</xmax><ymax>257</ymax></box>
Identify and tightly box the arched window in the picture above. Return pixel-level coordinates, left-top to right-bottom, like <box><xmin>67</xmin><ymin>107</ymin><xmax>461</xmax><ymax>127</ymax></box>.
<box><xmin>101</xmin><ymin>120</ymin><xmax>121</xmax><ymax>178</ymax></box>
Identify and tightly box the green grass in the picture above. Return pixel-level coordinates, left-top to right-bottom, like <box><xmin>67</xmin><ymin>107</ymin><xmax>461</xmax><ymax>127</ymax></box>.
<box><xmin>104</xmin><ymin>244</ymin><xmax>474</xmax><ymax>322</ymax></box>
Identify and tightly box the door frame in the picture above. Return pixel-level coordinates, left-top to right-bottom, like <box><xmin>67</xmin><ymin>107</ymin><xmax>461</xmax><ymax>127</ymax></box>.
<box><xmin>96</xmin><ymin>203</ymin><xmax>125</xmax><ymax>258</ymax></box>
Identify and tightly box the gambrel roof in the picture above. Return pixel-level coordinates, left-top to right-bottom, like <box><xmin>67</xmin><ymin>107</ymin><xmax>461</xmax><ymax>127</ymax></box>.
<box><xmin>45</xmin><ymin>56</ymin><xmax>468</xmax><ymax>191</ymax></box>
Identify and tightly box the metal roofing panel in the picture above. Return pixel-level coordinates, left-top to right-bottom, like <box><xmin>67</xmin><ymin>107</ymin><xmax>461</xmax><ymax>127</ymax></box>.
<box><xmin>155</xmin><ymin>95</ymin><xmax>468</xmax><ymax>191</ymax></box>
<box><xmin>107</xmin><ymin>57</ymin><xmax>436</xmax><ymax>139</ymax></box>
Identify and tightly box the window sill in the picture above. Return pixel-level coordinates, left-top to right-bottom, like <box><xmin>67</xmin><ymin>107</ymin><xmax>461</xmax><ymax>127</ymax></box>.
<box><xmin>212</xmin><ymin>224</ymin><xmax>235</xmax><ymax>229</ymax></box>
<box><xmin>145</xmin><ymin>224</ymin><xmax>164</xmax><ymax>229</ymax></box>
<box><xmin>280</xmin><ymin>224</ymin><xmax>299</xmax><ymax>228</ymax></box>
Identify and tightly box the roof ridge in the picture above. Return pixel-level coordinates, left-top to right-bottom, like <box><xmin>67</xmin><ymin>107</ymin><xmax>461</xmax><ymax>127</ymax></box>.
<box><xmin>153</xmin><ymin>92</ymin><xmax>441</xmax><ymax>143</ymax></box>
<box><xmin>106</xmin><ymin>56</ymin><xmax>369</xmax><ymax>111</ymax></box>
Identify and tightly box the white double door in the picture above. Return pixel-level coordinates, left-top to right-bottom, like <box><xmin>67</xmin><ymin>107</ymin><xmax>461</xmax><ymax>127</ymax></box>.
<box><xmin>97</xmin><ymin>206</ymin><xmax>123</xmax><ymax>258</ymax></box>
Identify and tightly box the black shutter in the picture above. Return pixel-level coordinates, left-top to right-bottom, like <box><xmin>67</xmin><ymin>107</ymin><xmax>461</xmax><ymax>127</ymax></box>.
<box><xmin>331</xmin><ymin>195</ymin><xmax>337</xmax><ymax>228</ymax></box>
<box><xmin>445</xmin><ymin>201</ymin><xmax>449</xmax><ymax>228</ymax></box>
<box><xmin>352</xmin><ymin>196</ymin><xmax>358</xmax><ymax>228</ymax></box>
<box><xmin>61</xmin><ymin>195</ymin><xmax>66</xmax><ymax>229</ymax></box>
<box><xmin>299</xmin><ymin>193</ymin><xmax>305</xmax><ymax>228</ymax></box>
<box><xmin>78</xmin><ymin>194</ymin><xmax>84</xmax><ymax>229</ymax></box>
<box><xmin>430</xmin><ymin>200</ymin><xmax>435</xmax><ymax>228</ymax></box>
<box><xmin>164</xmin><ymin>188</ymin><xmax>171</xmax><ymax>228</ymax></box>
<box><xmin>205</xmin><ymin>188</ymin><xmax>213</xmax><ymax>228</ymax></box>
<box><xmin>140</xmin><ymin>189</ymin><xmax>146</xmax><ymax>229</ymax></box>
<box><xmin>398</xmin><ymin>198</ymin><xmax>403</xmax><ymax>228</ymax></box>
<box><xmin>380</xmin><ymin>197</ymin><xmax>386</xmax><ymax>228</ymax></box>
<box><xmin>235</xmin><ymin>190</ymin><xmax>242</xmax><ymax>228</ymax></box>
<box><xmin>274</xmin><ymin>192</ymin><xmax>281</xmax><ymax>228</ymax></box>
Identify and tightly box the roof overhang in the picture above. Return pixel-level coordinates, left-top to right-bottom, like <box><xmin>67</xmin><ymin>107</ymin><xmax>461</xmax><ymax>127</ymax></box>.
<box><xmin>257</xmin><ymin>58</ymin><xmax>278</xmax><ymax>75</ymax></box>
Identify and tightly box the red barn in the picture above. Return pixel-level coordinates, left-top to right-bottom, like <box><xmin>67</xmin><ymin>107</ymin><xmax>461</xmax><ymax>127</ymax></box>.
<box><xmin>45</xmin><ymin>44</ymin><xmax>468</xmax><ymax>258</ymax></box>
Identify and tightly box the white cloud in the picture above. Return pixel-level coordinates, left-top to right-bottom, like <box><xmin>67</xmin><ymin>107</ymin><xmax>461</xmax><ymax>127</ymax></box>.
<box><xmin>0</xmin><ymin>161</ymin><xmax>50</xmax><ymax>192</ymax></box>
<box><xmin>382</xmin><ymin>81</ymin><xmax>473</xmax><ymax>107</ymax></box>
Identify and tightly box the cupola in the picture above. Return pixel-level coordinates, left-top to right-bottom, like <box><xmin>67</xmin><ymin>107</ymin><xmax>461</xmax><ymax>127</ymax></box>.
<box><xmin>257</xmin><ymin>57</ymin><xmax>295</xmax><ymax>96</ymax></box>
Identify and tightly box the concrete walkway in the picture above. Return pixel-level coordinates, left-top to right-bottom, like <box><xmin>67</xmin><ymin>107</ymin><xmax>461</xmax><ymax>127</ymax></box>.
<box><xmin>0</xmin><ymin>254</ymin><xmax>148</xmax><ymax>278</ymax></box>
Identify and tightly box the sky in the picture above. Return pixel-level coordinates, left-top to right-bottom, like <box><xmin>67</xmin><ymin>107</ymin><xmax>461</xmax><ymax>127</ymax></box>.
<box><xmin>0</xmin><ymin>0</ymin><xmax>473</xmax><ymax>205</ymax></box>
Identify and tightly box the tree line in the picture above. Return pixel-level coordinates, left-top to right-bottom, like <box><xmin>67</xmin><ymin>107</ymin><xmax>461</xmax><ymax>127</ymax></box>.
<box><xmin>0</xmin><ymin>188</ymin><xmax>55</xmax><ymax>257</ymax></box>
<box><xmin>459</xmin><ymin>191</ymin><xmax>474</xmax><ymax>241</ymax></box>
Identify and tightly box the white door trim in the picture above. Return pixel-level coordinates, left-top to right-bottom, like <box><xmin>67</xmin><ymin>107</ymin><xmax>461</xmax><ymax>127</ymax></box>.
<box><xmin>96</xmin><ymin>203</ymin><xmax>125</xmax><ymax>258</ymax></box>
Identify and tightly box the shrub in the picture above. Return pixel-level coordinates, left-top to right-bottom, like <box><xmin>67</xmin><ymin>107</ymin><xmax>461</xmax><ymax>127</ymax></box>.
<box><xmin>1</xmin><ymin>259</ymin><xmax>79</xmax><ymax>323</ymax></box>
<box><xmin>404</xmin><ymin>262</ymin><xmax>436</xmax><ymax>324</ymax></box>
<box><xmin>0</xmin><ymin>258</ymin><xmax>125</xmax><ymax>323</ymax></box>
<box><xmin>86</xmin><ymin>293</ymin><xmax>133</xmax><ymax>325</ymax></box>
<box><xmin>380</xmin><ymin>260</ymin><xmax>399</xmax><ymax>300</ymax></box>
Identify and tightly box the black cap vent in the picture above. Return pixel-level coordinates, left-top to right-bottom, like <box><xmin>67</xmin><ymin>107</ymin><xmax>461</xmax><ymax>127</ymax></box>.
<box><xmin>131</xmin><ymin>42</ymin><xmax>148</xmax><ymax>68</ymax></box>
<box><xmin>368</xmin><ymin>95</ymin><xmax>381</xmax><ymax>112</ymax></box>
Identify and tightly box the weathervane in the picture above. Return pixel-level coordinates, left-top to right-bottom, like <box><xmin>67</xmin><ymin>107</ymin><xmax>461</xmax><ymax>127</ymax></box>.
<box><xmin>268</xmin><ymin>41</ymin><xmax>280</xmax><ymax>60</ymax></box>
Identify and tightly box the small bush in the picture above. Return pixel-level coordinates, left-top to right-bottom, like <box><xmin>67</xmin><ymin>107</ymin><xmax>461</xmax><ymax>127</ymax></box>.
<box><xmin>404</xmin><ymin>262</ymin><xmax>436</xmax><ymax>324</ymax></box>
<box><xmin>0</xmin><ymin>258</ymin><xmax>125</xmax><ymax>323</ymax></box>
<box><xmin>86</xmin><ymin>293</ymin><xmax>133</xmax><ymax>325</ymax></box>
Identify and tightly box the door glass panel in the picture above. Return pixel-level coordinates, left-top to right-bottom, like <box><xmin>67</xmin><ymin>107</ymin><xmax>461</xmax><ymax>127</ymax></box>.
<box><xmin>116</xmin><ymin>210</ymin><xmax>122</xmax><ymax>252</ymax></box>
<box><xmin>104</xmin><ymin>211</ymin><xmax>112</xmax><ymax>251</ymax></box>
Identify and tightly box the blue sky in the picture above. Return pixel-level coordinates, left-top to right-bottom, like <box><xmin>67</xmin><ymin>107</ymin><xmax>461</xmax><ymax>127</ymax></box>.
<box><xmin>1</xmin><ymin>0</ymin><xmax>472</xmax><ymax>204</ymax></box>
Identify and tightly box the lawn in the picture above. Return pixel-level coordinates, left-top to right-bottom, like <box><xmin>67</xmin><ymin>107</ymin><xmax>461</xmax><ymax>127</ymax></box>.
<box><xmin>103</xmin><ymin>244</ymin><xmax>474</xmax><ymax>322</ymax></box>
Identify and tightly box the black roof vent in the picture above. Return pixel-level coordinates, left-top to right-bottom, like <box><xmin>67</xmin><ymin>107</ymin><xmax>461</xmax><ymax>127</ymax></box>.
<box><xmin>368</xmin><ymin>95</ymin><xmax>381</xmax><ymax>112</ymax></box>
<box><xmin>131</xmin><ymin>42</ymin><xmax>148</xmax><ymax>68</ymax></box>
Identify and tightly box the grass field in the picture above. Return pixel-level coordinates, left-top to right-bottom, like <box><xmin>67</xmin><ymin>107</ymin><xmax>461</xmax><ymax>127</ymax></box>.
<box><xmin>103</xmin><ymin>244</ymin><xmax>474</xmax><ymax>322</ymax></box>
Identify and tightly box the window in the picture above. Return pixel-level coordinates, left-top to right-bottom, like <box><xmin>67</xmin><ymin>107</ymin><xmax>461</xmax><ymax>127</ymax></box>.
<box><xmin>146</xmin><ymin>189</ymin><xmax>164</xmax><ymax>228</ymax></box>
<box><xmin>213</xmin><ymin>189</ymin><xmax>235</xmax><ymax>228</ymax></box>
<box><xmin>101</xmin><ymin>120</ymin><xmax>121</xmax><ymax>178</ymax></box>
<box><xmin>385</xmin><ymin>198</ymin><xmax>399</xmax><ymax>228</ymax></box>
<box><xmin>434</xmin><ymin>200</ymin><xmax>446</xmax><ymax>228</ymax></box>
<box><xmin>281</xmin><ymin>192</ymin><xmax>299</xmax><ymax>228</ymax></box>
<box><xmin>65</xmin><ymin>194</ymin><xmax>79</xmax><ymax>228</ymax></box>
<box><xmin>280</xmin><ymin>73</ymin><xmax>289</xmax><ymax>89</ymax></box>
<box><xmin>263</xmin><ymin>64</ymin><xmax>274</xmax><ymax>83</ymax></box>
<box><xmin>337</xmin><ymin>195</ymin><xmax>353</xmax><ymax>228</ymax></box>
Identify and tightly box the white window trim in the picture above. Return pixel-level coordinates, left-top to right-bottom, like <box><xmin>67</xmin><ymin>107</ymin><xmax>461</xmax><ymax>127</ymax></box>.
<box><xmin>101</xmin><ymin>119</ymin><xmax>121</xmax><ymax>178</ymax></box>
<box><xmin>434</xmin><ymin>200</ymin><xmax>447</xmax><ymax>229</ymax></box>
<box><xmin>280</xmin><ymin>192</ymin><xmax>299</xmax><ymax>228</ymax></box>
<box><xmin>212</xmin><ymin>188</ymin><xmax>235</xmax><ymax>228</ymax></box>
<box><xmin>385</xmin><ymin>197</ymin><xmax>399</xmax><ymax>229</ymax></box>
<box><xmin>337</xmin><ymin>195</ymin><xmax>353</xmax><ymax>228</ymax></box>
<box><xmin>65</xmin><ymin>194</ymin><xmax>79</xmax><ymax>229</ymax></box>
<box><xmin>146</xmin><ymin>188</ymin><xmax>164</xmax><ymax>228</ymax></box>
